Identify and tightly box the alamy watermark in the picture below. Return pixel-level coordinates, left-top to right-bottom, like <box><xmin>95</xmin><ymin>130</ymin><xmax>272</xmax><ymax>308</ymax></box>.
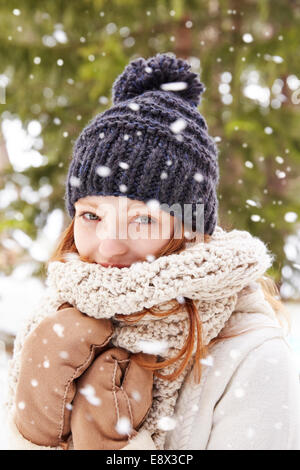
<box><xmin>88</xmin><ymin>198</ymin><xmax>205</xmax><ymax>241</ymax></box>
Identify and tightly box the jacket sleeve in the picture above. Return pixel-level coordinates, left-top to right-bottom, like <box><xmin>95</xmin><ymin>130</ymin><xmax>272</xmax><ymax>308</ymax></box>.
<box><xmin>206</xmin><ymin>337</ymin><xmax>300</xmax><ymax>450</ymax></box>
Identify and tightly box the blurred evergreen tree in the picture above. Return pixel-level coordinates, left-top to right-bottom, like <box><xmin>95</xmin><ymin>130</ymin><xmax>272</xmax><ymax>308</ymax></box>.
<box><xmin>0</xmin><ymin>0</ymin><xmax>299</xmax><ymax>292</ymax></box>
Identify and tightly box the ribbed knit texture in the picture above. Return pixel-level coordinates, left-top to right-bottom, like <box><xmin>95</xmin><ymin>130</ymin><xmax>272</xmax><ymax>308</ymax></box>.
<box><xmin>6</xmin><ymin>225</ymin><xmax>274</xmax><ymax>449</ymax></box>
<box><xmin>65</xmin><ymin>53</ymin><xmax>219</xmax><ymax>235</ymax></box>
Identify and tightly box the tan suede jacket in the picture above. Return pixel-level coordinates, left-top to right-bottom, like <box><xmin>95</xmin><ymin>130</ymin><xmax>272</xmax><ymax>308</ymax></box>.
<box><xmin>13</xmin><ymin>302</ymin><xmax>156</xmax><ymax>450</ymax></box>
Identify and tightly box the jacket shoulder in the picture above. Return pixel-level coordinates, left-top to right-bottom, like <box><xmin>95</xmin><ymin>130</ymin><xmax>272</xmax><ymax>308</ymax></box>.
<box><xmin>165</xmin><ymin>314</ymin><xmax>298</xmax><ymax>450</ymax></box>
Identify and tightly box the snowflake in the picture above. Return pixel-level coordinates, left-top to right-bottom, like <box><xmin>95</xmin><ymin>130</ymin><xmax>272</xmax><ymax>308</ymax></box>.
<box><xmin>169</xmin><ymin>118</ymin><xmax>187</xmax><ymax>134</ymax></box>
<box><xmin>137</xmin><ymin>339</ymin><xmax>168</xmax><ymax>355</ymax></box>
<box><xmin>157</xmin><ymin>416</ymin><xmax>177</xmax><ymax>431</ymax></box>
<box><xmin>234</xmin><ymin>387</ymin><xmax>245</xmax><ymax>398</ymax></box>
<box><xmin>70</xmin><ymin>176</ymin><xmax>81</xmax><ymax>187</ymax></box>
<box><xmin>193</xmin><ymin>172</ymin><xmax>204</xmax><ymax>183</ymax></box>
<box><xmin>59</xmin><ymin>351</ymin><xmax>69</xmax><ymax>359</ymax></box>
<box><xmin>119</xmin><ymin>161</ymin><xmax>129</xmax><ymax>170</ymax></box>
<box><xmin>119</xmin><ymin>184</ymin><xmax>127</xmax><ymax>193</ymax></box>
<box><xmin>96</xmin><ymin>166</ymin><xmax>111</xmax><ymax>177</ymax></box>
<box><xmin>200</xmin><ymin>355</ymin><xmax>214</xmax><ymax>367</ymax></box>
<box><xmin>160</xmin><ymin>82</ymin><xmax>188</xmax><ymax>92</ymax></box>
<box><xmin>115</xmin><ymin>416</ymin><xmax>132</xmax><ymax>435</ymax></box>
<box><xmin>128</xmin><ymin>102</ymin><xmax>140</xmax><ymax>111</ymax></box>
<box><xmin>79</xmin><ymin>384</ymin><xmax>101</xmax><ymax>406</ymax></box>
<box><xmin>53</xmin><ymin>323</ymin><xmax>64</xmax><ymax>338</ymax></box>
<box><xmin>131</xmin><ymin>390</ymin><xmax>141</xmax><ymax>402</ymax></box>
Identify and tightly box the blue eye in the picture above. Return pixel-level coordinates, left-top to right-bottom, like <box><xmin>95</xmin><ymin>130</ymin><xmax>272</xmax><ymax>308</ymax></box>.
<box><xmin>134</xmin><ymin>215</ymin><xmax>154</xmax><ymax>225</ymax></box>
<box><xmin>79</xmin><ymin>212</ymin><xmax>155</xmax><ymax>224</ymax></box>
<box><xmin>80</xmin><ymin>212</ymin><xmax>100</xmax><ymax>221</ymax></box>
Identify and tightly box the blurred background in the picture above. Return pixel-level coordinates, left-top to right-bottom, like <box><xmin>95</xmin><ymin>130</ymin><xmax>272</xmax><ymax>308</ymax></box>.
<box><xmin>0</xmin><ymin>0</ymin><xmax>300</xmax><ymax>444</ymax></box>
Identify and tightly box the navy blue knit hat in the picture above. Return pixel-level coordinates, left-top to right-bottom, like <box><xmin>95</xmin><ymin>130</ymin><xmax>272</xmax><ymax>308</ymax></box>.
<box><xmin>64</xmin><ymin>52</ymin><xmax>219</xmax><ymax>235</ymax></box>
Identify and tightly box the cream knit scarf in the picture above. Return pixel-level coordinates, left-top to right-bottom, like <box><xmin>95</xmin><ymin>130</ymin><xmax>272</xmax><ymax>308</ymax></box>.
<box><xmin>7</xmin><ymin>225</ymin><xmax>274</xmax><ymax>449</ymax></box>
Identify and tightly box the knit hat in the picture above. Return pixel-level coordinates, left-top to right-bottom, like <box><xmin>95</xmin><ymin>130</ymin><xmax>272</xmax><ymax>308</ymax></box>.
<box><xmin>64</xmin><ymin>52</ymin><xmax>220</xmax><ymax>235</ymax></box>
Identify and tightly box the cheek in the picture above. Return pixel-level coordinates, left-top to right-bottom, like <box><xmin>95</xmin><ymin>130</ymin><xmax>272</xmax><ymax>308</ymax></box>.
<box><xmin>74</xmin><ymin>221</ymin><xmax>96</xmax><ymax>255</ymax></box>
<box><xmin>133</xmin><ymin>237</ymin><xmax>168</xmax><ymax>257</ymax></box>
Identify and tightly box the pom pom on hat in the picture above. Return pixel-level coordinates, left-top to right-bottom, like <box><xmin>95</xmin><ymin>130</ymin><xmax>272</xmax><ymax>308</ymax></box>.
<box><xmin>112</xmin><ymin>52</ymin><xmax>205</xmax><ymax>107</ymax></box>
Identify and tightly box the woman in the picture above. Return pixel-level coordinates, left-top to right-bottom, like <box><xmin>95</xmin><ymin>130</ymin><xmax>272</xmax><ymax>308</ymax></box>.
<box><xmin>5</xmin><ymin>53</ymin><xmax>300</xmax><ymax>450</ymax></box>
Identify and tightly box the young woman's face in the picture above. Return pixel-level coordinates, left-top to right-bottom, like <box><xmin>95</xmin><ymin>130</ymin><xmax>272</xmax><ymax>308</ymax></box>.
<box><xmin>74</xmin><ymin>195</ymin><xmax>175</xmax><ymax>267</ymax></box>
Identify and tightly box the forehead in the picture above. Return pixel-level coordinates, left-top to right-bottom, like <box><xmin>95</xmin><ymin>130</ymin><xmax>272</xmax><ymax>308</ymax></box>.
<box><xmin>75</xmin><ymin>196</ymin><xmax>151</xmax><ymax>210</ymax></box>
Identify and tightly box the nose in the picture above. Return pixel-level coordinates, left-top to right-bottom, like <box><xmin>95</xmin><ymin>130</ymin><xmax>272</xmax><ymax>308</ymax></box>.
<box><xmin>98</xmin><ymin>238</ymin><xmax>128</xmax><ymax>259</ymax></box>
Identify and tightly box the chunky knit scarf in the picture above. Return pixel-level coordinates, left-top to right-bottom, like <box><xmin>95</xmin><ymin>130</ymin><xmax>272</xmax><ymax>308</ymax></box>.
<box><xmin>7</xmin><ymin>225</ymin><xmax>274</xmax><ymax>449</ymax></box>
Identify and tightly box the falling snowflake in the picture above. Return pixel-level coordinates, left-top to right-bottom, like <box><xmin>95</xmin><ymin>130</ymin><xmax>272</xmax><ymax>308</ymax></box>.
<box><xmin>128</xmin><ymin>102</ymin><xmax>140</xmax><ymax>111</ymax></box>
<box><xmin>79</xmin><ymin>384</ymin><xmax>102</xmax><ymax>406</ymax></box>
<box><xmin>59</xmin><ymin>351</ymin><xmax>69</xmax><ymax>359</ymax></box>
<box><xmin>246</xmin><ymin>199</ymin><xmax>258</xmax><ymax>207</ymax></box>
<box><xmin>65</xmin><ymin>403</ymin><xmax>73</xmax><ymax>410</ymax></box>
<box><xmin>284</xmin><ymin>212</ymin><xmax>298</xmax><ymax>223</ymax></box>
<box><xmin>242</xmin><ymin>33</ymin><xmax>254</xmax><ymax>43</ymax></box>
<box><xmin>18</xmin><ymin>401</ymin><xmax>26</xmax><ymax>410</ymax></box>
<box><xmin>119</xmin><ymin>161</ymin><xmax>129</xmax><ymax>169</ymax></box>
<box><xmin>234</xmin><ymin>388</ymin><xmax>245</xmax><ymax>398</ymax></box>
<box><xmin>70</xmin><ymin>176</ymin><xmax>81</xmax><ymax>187</ymax></box>
<box><xmin>146</xmin><ymin>254</ymin><xmax>156</xmax><ymax>262</ymax></box>
<box><xmin>131</xmin><ymin>390</ymin><xmax>141</xmax><ymax>402</ymax></box>
<box><xmin>157</xmin><ymin>416</ymin><xmax>177</xmax><ymax>431</ymax></box>
<box><xmin>115</xmin><ymin>416</ymin><xmax>132</xmax><ymax>435</ymax></box>
<box><xmin>275</xmin><ymin>155</ymin><xmax>284</xmax><ymax>164</ymax></box>
<box><xmin>119</xmin><ymin>184</ymin><xmax>127</xmax><ymax>193</ymax></box>
<box><xmin>137</xmin><ymin>339</ymin><xmax>168</xmax><ymax>355</ymax></box>
<box><xmin>96</xmin><ymin>166</ymin><xmax>111</xmax><ymax>177</ymax></box>
<box><xmin>193</xmin><ymin>172</ymin><xmax>204</xmax><ymax>182</ymax></box>
<box><xmin>184</xmin><ymin>231</ymin><xmax>193</xmax><ymax>239</ymax></box>
<box><xmin>31</xmin><ymin>379</ymin><xmax>38</xmax><ymax>387</ymax></box>
<box><xmin>200</xmin><ymin>355</ymin><xmax>214</xmax><ymax>367</ymax></box>
<box><xmin>43</xmin><ymin>360</ymin><xmax>50</xmax><ymax>368</ymax></box>
<box><xmin>160</xmin><ymin>82</ymin><xmax>188</xmax><ymax>92</ymax></box>
<box><xmin>264</xmin><ymin>126</ymin><xmax>273</xmax><ymax>134</ymax></box>
<box><xmin>53</xmin><ymin>323</ymin><xmax>64</xmax><ymax>338</ymax></box>
<box><xmin>169</xmin><ymin>118</ymin><xmax>187</xmax><ymax>134</ymax></box>
<box><xmin>250</xmin><ymin>214</ymin><xmax>261</xmax><ymax>222</ymax></box>
<box><xmin>146</xmin><ymin>199</ymin><xmax>160</xmax><ymax>211</ymax></box>
<box><xmin>145</xmin><ymin>66</ymin><xmax>152</xmax><ymax>74</ymax></box>
<box><xmin>276</xmin><ymin>169</ymin><xmax>286</xmax><ymax>179</ymax></box>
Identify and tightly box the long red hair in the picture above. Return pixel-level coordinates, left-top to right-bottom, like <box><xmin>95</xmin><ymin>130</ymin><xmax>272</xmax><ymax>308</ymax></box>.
<box><xmin>46</xmin><ymin>217</ymin><xmax>290</xmax><ymax>385</ymax></box>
